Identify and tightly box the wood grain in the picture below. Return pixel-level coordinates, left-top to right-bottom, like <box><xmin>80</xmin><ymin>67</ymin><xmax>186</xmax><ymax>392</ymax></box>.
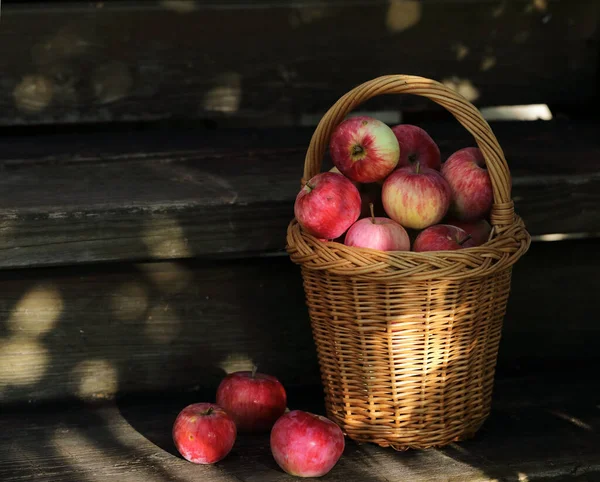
<box><xmin>0</xmin><ymin>377</ymin><xmax>598</xmax><ymax>481</ymax></box>
<box><xmin>0</xmin><ymin>238</ymin><xmax>597</xmax><ymax>405</ymax></box>
<box><xmin>0</xmin><ymin>121</ymin><xmax>598</xmax><ymax>270</ymax></box>
<box><xmin>0</xmin><ymin>0</ymin><xmax>597</xmax><ymax>125</ymax></box>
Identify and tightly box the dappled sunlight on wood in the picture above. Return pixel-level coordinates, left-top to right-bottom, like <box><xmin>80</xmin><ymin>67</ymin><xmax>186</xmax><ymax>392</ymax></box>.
<box><xmin>145</xmin><ymin>302</ymin><xmax>182</xmax><ymax>344</ymax></box>
<box><xmin>160</xmin><ymin>0</ymin><xmax>197</xmax><ymax>13</ymax></box>
<box><xmin>386</xmin><ymin>0</ymin><xmax>422</xmax><ymax>33</ymax></box>
<box><xmin>13</xmin><ymin>75</ymin><xmax>54</xmax><ymax>113</ymax></box>
<box><xmin>71</xmin><ymin>359</ymin><xmax>118</xmax><ymax>400</ymax></box>
<box><xmin>441</xmin><ymin>77</ymin><xmax>480</xmax><ymax>102</ymax></box>
<box><xmin>138</xmin><ymin>262</ymin><xmax>194</xmax><ymax>295</ymax></box>
<box><xmin>0</xmin><ymin>338</ymin><xmax>49</xmax><ymax>388</ymax></box>
<box><xmin>8</xmin><ymin>284</ymin><xmax>63</xmax><ymax>337</ymax></box>
<box><xmin>109</xmin><ymin>282</ymin><xmax>149</xmax><ymax>322</ymax></box>
<box><xmin>203</xmin><ymin>72</ymin><xmax>242</xmax><ymax>114</ymax></box>
<box><xmin>142</xmin><ymin>218</ymin><xmax>192</xmax><ymax>259</ymax></box>
<box><xmin>218</xmin><ymin>352</ymin><xmax>255</xmax><ymax>374</ymax></box>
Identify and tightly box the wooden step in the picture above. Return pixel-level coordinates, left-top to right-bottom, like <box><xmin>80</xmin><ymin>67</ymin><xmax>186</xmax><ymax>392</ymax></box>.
<box><xmin>1</xmin><ymin>376</ymin><xmax>598</xmax><ymax>481</ymax></box>
<box><xmin>2</xmin><ymin>0</ymin><xmax>597</xmax><ymax>126</ymax></box>
<box><xmin>0</xmin><ymin>120</ymin><xmax>598</xmax><ymax>270</ymax></box>
<box><xmin>0</xmin><ymin>237</ymin><xmax>596</xmax><ymax>405</ymax></box>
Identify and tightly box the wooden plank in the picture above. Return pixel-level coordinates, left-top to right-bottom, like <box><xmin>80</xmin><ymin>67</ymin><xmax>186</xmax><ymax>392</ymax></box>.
<box><xmin>0</xmin><ymin>237</ymin><xmax>597</xmax><ymax>405</ymax></box>
<box><xmin>0</xmin><ymin>0</ymin><xmax>597</xmax><ymax>126</ymax></box>
<box><xmin>0</xmin><ymin>377</ymin><xmax>598</xmax><ymax>481</ymax></box>
<box><xmin>0</xmin><ymin>120</ymin><xmax>598</xmax><ymax>270</ymax></box>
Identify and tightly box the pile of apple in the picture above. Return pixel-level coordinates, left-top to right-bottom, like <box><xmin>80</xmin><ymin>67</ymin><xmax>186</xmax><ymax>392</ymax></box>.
<box><xmin>294</xmin><ymin>116</ymin><xmax>494</xmax><ymax>252</ymax></box>
<box><xmin>172</xmin><ymin>368</ymin><xmax>344</xmax><ymax>477</ymax></box>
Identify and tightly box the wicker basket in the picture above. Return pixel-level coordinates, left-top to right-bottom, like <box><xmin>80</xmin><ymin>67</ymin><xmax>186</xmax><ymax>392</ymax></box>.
<box><xmin>286</xmin><ymin>75</ymin><xmax>531</xmax><ymax>450</ymax></box>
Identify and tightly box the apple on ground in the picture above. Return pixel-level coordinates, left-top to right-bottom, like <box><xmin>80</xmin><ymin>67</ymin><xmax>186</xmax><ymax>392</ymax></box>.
<box><xmin>441</xmin><ymin>147</ymin><xmax>493</xmax><ymax>221</ymax></box>
<box><xmin>382</xmin><ymin>162</ymin><xmax>451</xmax><ymax>229</ymax></box>
<box><xmin>294</xmin><ymin>171</ymin><xmax>361</xmax><ymax>240</ymax></box>
<box><xmin>329</xmin><ymin>116</ymin><xmax>399</xmax><ymax>183</ymax></box>
<box><xmin>445</xmin><ymin>218</ymin><xmax>492</xmax><ymax>246</ymax></box>
<box><xmin>172</xmin><ymin>403</ymin><xmax>236</xmax><ymax>464</ymax></box>
<box><xmin>391</xmin><ymin>124</ymin><xmax>441</xmax><ymax>170</ymax></box>
<box><xmin>216</xmin><ymin>368</ymin><xmax>287</xmax><ymax>433</ymax></box>
<box><xmin>270</xmin><ymin>410</ymin><xmax>345</xmax><ymax>478</ymax></box>
<box><xmin>344</xmin><ymin>204</ymin><xmax>410</xmax><ymax>251</ymax></box>
<box><xmin>412</xmin><ymin>224</ymin><xmax>476</xmax><ymax>252</ymax></box>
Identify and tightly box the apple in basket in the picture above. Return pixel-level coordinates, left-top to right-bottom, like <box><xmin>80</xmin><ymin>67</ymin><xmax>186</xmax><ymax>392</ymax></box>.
<box><xmin>344</xmin><ymin>204</ymin><xmax>410</xmax><ymax>251</ymax></box>
<box><xmin>216</xmin><ymin>368</ymin><xmax>287</xmax><ymax>433</ymax></box>
<box><xmin>270</xmin><ymin>410</ymin><xmax>345</xmax><ymax>477</ymax></box>
<box><xmin>382</xmin><ymin>162</ymin><xmax>451</xmax><ymax>229</ymax></box>
<box><xmin>391</xmin><ymin>124</ymin><xmax>441</xmax><ymax>170</ymax></box>
<box><xmin>412</xmin><ymin>224</ymin><xmax>476</xmax><ymax>252</ymax></box>
<box><xmin>329</xmin><ymin>116</ymin><xmax>400</xmax><ymax>183</ymax></box>
<box><xmin>445</xmin><ymin>218</ymin><xmax>492</xmax><ymax>246</ymax></box>
<box><xmin>441</xmin><ymin>147</ymin><xmax>493</xmax><ymax>221</ymax></box>
<box><xmin>172</xmin><ymin>403</ymin><xmax>236</xmax><ymax>464</ymax></box>
<box><xmin>294</xmin><ymin>171</ymin><xmax>361</xmax><ymax>240</ymax></box>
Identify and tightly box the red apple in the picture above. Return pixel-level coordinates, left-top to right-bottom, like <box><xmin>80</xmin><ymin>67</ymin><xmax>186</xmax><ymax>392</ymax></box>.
<box><xmin>329</xmin><ymin>116</ymin><xmax>399</xmax><ymax>183</ymax></box>
<box><xmin>216</xmin><ymin>368</ymin><xmax>287</xmax><ymax>433</ymax></box>
<box><xmin>381</xmin><ymin>162</ymin><xmax>451</xmax><ymax>229</ymax></box>
<box><xmin>413</xmin><ymin>224</ymin><xmax>476</xmax><ymax>252</ymax></box>
<box><xmin>344</xmin><ymin>204</ymin><xmax>410</xmax><ymax>251</ymax></box>
<box><xmin>270</xmin><ymin>410</ymin><xmax>345</xmax><ymax>477</ymax></box>
<box><xmin>445</xmin><ymin>218</ymin><xmax>492</xmax><ymax>246</ymax></box>
<box><xmin>172</xmin><ymin>403</ymin><xmax>236</xmax><ymax>464</ymax></box>
<box><xmin>391</xmin><ymin>124</ymin><xmax>441</xmax><ymax>170</ymax></box>
<box><xmin>294</xmin><ymin>171</ymin><xmax>361</xmax><ymax>240</ymax></box>
<box><xmin>441</xmin><ymin>147</ymin><xmax>493</xmax><ymax>221</ymax></box>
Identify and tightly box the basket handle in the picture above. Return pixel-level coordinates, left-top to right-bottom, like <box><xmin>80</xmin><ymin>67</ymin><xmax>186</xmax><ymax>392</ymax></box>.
<box><xmin>302</xmin><ymin>75</ymin><xmax>515</xmax><ymax>229</ymax></box>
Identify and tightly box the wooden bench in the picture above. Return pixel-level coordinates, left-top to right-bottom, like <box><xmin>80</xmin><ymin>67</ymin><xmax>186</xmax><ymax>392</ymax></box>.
<box><xmin>1</xmin><ymin>1</ymin><xmax>599</xmax><ymax>480</ymax></box>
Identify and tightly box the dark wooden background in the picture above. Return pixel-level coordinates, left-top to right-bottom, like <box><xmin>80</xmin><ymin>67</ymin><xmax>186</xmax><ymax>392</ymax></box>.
<box><xmin>0</xmin><ymin>1</ymin><xmax>599</xmax><ymax>480</ymax></box>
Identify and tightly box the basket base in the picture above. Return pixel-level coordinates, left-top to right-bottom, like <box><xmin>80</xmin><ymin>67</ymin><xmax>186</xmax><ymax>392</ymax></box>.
<box><xmin>330</xmin><ymin>412</ymin><xmax>487</xmax><ymax>451</ymax></box>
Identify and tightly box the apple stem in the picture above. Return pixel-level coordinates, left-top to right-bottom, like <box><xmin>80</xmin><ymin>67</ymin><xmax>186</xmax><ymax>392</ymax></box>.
<box><xmin>305</xmin><ymin>182</ymin><xmax>314</xmax><ymax>191</ymax></box>
<box><xmin>251</xmin><ymin>365</ymin><xmax>258</xmax><ymax>379</ymax></box>
<box><xmin>415</xmin><ymin>161</ymin><xmax>421</xmax><ymax>174</ymax></box>
<box><xmin>459</xmin><ymin>234</ymin><xmax>473</xmax><ymax>246</ymax></box>
<box><xmin>370</xmin><ymin>203</ymin><xmax>376</xmax><ymax>224</ymax></box>
<box><xmin>203</xmin><ymin>407</ymin><xmax>214</xmax><ymax>416</ymax></box>
<box><xmin>352</xmin><ymin>145</ymin><xmax>364</xmax><ymax>156</ymax></box>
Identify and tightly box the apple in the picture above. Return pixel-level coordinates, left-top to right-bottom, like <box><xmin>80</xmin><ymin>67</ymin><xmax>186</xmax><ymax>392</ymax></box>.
<box><xmin>329</xmin><ymin>116</ymin><xmax>399</xmax><ymax>183</ymax></box>
<box><xmin>172</xmin><ymin>402</ymin><xmax>236</xmax><ymax>464</ymax></box>
<box><xmin>216</xmin><ymin>368</ymin><xmax>287</xmax><ymax>433</ymax></box>
<box><xmin>344</xmin><ymin>204</ymin><xmax>410</xmax><ymax>251</ymax></box>
<box><xmin>441</xmin><ymin>147</ymin><xmax>493</xmax><ymax>221</ymax></box>
<box><xmin>294</xmin><ymin>171</ymin><xmax>361</xmax><ymax>240</ymax></box>
<box><xmin>445</xmin><ymin>218</ymin><xmax>492</xmax><ymax>246</ymax></box>
<box><xmin>413</xmin><ymin>224</ymin><xmax>476</xmax><ymax>252</ymax></box>
<box><xmin>270</xmin><ymin>410</ymin><xmax>345</xmax><ymax>478</ymax></box>
<box><xmin>391</xmin><ymin>124</ymin><xmax>441</xmax><ymax>170</ymax></box>
<box><xmin>381</xmin><ymin>162</ymin><xmax>451</xmax><ymax>229</ymax></box>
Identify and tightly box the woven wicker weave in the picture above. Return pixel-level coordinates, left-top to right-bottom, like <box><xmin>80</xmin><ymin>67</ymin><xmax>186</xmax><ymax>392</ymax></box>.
<box><xmin>286</xmin><ymin>75</ymin><xmax>531</xmax><ymax>450</ymax></box>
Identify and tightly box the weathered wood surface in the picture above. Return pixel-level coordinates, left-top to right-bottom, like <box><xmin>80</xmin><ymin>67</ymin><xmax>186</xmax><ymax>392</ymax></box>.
<box><xmin>0</xmin><ymin>237</ymin><xmax>597</xmax><ymax>404</ymax></box>
<box><xmin>1</xmin><ymin>376</ymin><xmax>598</xmax><ymax>481</ymax></box>
<box><xmin>0</xmin><ymin>0</ymin><xmax>597</xmax><ymax>125</ymax></box>
<box><xmin>0</xmin><ymin>121</ymin><xmax>598</xmax><ymax>270</ymax></box>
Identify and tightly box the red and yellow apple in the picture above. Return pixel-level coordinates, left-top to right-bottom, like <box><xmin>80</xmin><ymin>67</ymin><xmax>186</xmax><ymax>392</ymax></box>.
<box><xmin>172</xmin><ymin>403</ymin><xmax>236</xmax><ymax>464</ymax></box>
<box><xmin>441</xmin><ymin>147</ymin><xmax>493</xmax><ymax>221</ymax></box>
<box><xmin>294</xmin><ymin>171</ymin><xmax>361</xmax><ymax>240</ymax></box>
<box><xmin>445</xmin><ymin>218</ymin><xmax>492</xmax><ymax>246</ymax></box>
<box><xmin>329</xmin><ymin>116</ymin><xmax>399</xmax><ymax>183</ymax></box>
<box><xmin>381</xmin><ymin>162</ymin><xmax>451</xmax><ymax>229</ymax></box>
<box><xmin>270</xmin><ymin>410</ymin><xmax>345</xmax><ymax>478</ymax></box>
<box><xmin>216</xmin><ymin>369</ymin><xmax>287</xmax><ymax>433</ymax></box>
<box><xmin>344</xmin><ymin>204</ymin><xmax>410</xmax><ymax>251</ymax></box>
<box><xmin>391</xmin><ymin>124</ymin><xmax>441</xmax><ymax>170</ymax></box>
<box><xmin>413</xmin><ymin>224</ymin><xmax>475</xmax><ymax>252</ymax></box>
